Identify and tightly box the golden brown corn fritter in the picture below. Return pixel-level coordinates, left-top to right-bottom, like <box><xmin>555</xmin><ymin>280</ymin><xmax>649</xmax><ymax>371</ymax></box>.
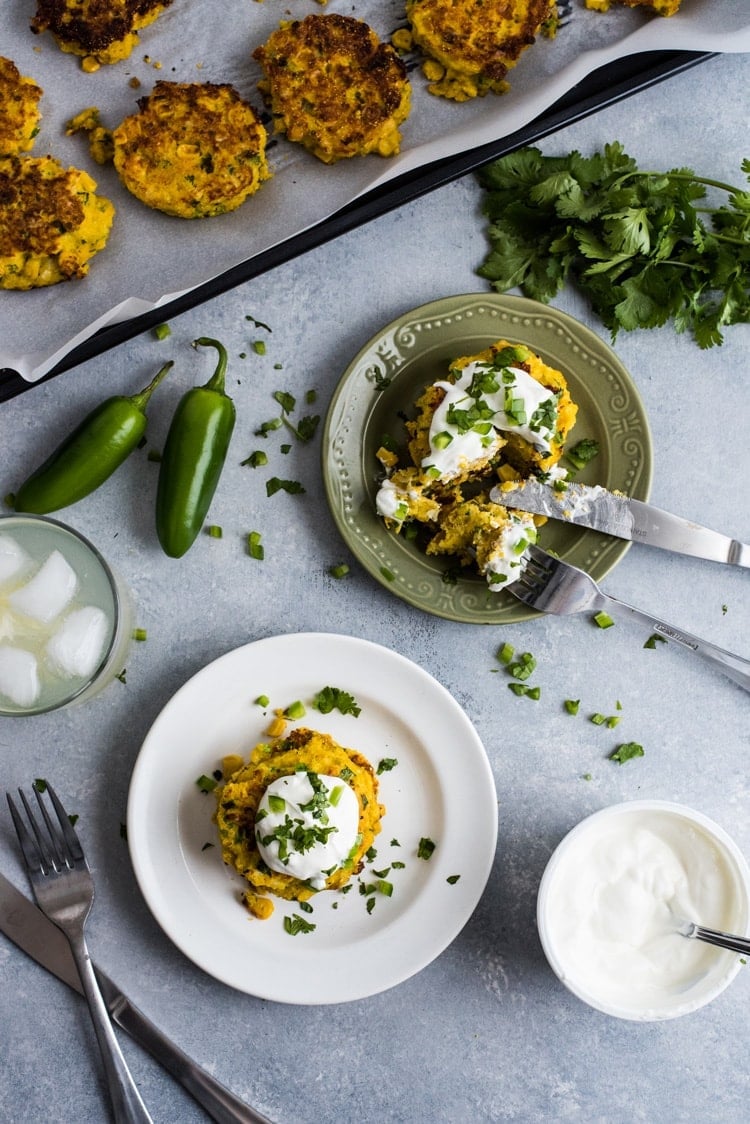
<box><xmin>31</xmin><ymin>0</ymin><xmax>173</xmax><ymax>70</ymax></box>
<box><xmin>585</xmin><ymin>0</ymin><xmax>683</xmax><ymax>13</ymax></box>
<box><xmin>399</xmin><ymin>0</ymin><xmax>558</xmax><ymax>101</ymax></box>
<box><xmin>0</xmin><ymin>154</ymin><xmax>115</xmax><ymax>289</ymax></box>
<box><xmin>254</xmin><ymin>14</ymin><xmax>411</xmax><ymax>164</ymax></box>
<box><xmin>216</xmin><ymin>727</ymin><xmax>385</xmax><ymax>919</ymax></box>
<box><xmin>0</xmin><ymin>57</ymin><xmax>43</xmax><ymax>157</ymax></box>
<box><xmin>68</xmin><ymin>82</ymin><xmax>270</xmax><ymax>219</ymax></box>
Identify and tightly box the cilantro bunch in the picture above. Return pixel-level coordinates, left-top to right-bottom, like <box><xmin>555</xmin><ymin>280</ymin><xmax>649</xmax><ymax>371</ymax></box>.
<box><xmin>476</xmin><ymin>142</ymin><xmax>750</xmax><ymax>348</ymax></box>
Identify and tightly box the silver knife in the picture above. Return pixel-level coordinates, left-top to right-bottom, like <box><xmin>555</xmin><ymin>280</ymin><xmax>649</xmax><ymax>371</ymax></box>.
<box><xmin>491</xmin><ymin>480</ymin><xmax>750</xmax><ymax>568</ymax></box>
<box><xmin>0</xmin><ymin>870</ymin><xmax>273</xmax><ymax>1124</ymax></box>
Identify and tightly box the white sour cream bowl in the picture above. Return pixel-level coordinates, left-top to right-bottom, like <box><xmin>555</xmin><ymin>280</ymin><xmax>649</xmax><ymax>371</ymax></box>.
<box><xmin>537</xmin><ymin>801</ymin><xmax>750</xmax><ymax>1021</ymax></box>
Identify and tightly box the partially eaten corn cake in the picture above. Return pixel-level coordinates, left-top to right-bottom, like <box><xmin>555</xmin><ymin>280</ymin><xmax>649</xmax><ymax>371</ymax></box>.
<box><xmin>31</xmin><ymin>0</ymin><xmax>173</xmax><ymax>70</ymax></box>
<box><xmin>0</xmin><ymin>154</ymin><xmax>114</xmax><ymax>289</ymax></box>
<box><xmin>254</xmin><ymin>14</ymin><xmax>411</xmax><ymax>163</ymax></box>
<box><xmin>216</xmin><ymin>727</ymin><xmax>384</xmax><ymax>919</ymax></box>
<box><xmin>0</xmin><ymin>58</ymin><xmax>43</xmax><ymax>156</ymax></box>
<box><xmin>375</xmin><ymin>339</ymin><xmax>578</xmax><ymax>588</ymax></box>
<box><xmin>68</xmin><ymin>82</ymin><xmax>270</xmax><ymax>219</ymax></box>
<box><xmin>396</xmin><ymin>0</ymin><xmax>558</xmax><ymax>102</ymax></box>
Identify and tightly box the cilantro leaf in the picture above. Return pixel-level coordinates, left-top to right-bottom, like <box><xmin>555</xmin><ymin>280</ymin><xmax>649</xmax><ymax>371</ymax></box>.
<box><xmin>313</xmin><ymin>687</ymin><xmax>361</xmax><ymax>717</ymax></box>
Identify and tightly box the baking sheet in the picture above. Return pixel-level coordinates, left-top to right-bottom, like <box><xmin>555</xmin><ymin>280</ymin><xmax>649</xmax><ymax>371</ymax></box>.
<box><xmin>1</xmin><ymin>0</ymin><xmax>748</xmax><ymax>382</ymax></box>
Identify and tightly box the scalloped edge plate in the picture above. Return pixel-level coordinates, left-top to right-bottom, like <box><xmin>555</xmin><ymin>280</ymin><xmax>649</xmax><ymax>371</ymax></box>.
<box><xmin>323</xmin><ymin>293</ymin><xmax>653</xmax><ymax>623</ymax></box>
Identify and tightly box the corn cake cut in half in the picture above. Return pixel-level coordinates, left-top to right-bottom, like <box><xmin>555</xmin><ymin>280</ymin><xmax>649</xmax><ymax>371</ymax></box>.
<box><xmin>254</xmin><ymin>14</ymin><xmax>411</xmax><ymax>163</ymax></box>
<box><xmin>0</xmin><ymin>58</ymin><xmax>43</xmax><ymax>157</ymax></box>
<box><xmin>215</xmin><ymin>727</ymin><xmax>385</xmax><ymax>920</ymax></box>
<box><xmin>397</xmin><ymin>0</ymin><xmax>558</xmax><ymax>101</ymax></box>
<box><xmin>374</xmin><ymin>339</ymin><xmax>577</xmax><ymax>588</ymax></box>
<box><xmin>31</xmin><ymin>0</ymin><xmax>173</xmax><ymax>70</ymax></box>
<box><xmin>585</xmin><ymin>0</ymin><xmax>682</xmax><ymax>13</ymax></box>
<box><xmin>68</xmin><ymin>82</ymin><xmax>270</xmax><ymax>219</ymax></box>
<box><xmin>0</xmin><ymin>155</ymin><xmax>114</xmax><ymax>289</ymax></box>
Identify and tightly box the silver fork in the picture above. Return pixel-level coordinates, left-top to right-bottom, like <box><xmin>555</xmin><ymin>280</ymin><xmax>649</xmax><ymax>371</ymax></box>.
<box><xmin>7</xmin><ymin>783</ymin><xmax>152</xmax><ymax>1124</ymax></box>
<box><xmin>508</xmin><ymin>545</ymin><xmax>750</xmax><ymax>692</ymax></box>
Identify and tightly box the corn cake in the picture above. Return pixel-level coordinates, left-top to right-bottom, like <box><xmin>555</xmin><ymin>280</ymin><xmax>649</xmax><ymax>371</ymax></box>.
<box><xmin>0</xmin><ymin>58</ymin><xmax>43</xmax><ymax>157</ymax></box>
<box><xmin>68</xmin><ymin>82</ymin><xmax>270</xmax><ymax>219</ymax></box>
<box><xmin>585</xmin><ymin>0</ymin><xmax>683</xmax><ymax>13</ymax></box>
<box><xmin>375</xmin><ymin>339</ymin><xmax>578</xmax><ymax>588</ymax></box>
<box><xmin>216</xmin><ymin>727</ymin><xmax>384</xmax><ymax>919</ymax></box>
<box><xmin>31</xmin><ymin>0</ymin><xmax>172</xmax><ymax>70</ymax></box>
<box><xmin>254</xmin><ymin>14</ymin><xmax>411</xmax><ymax>163</ymax></box>
<box><xmin>0</xmin><ymin>154</ymin><xmax>114</xmax><ymax>289</ymax></box>
<box><xmin>398</xmin><ymin>0</ymin><xmax>558</xmax><ymax>101</ymax></box>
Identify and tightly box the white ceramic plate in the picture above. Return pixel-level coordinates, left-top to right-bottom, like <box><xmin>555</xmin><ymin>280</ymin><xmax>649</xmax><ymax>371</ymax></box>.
<box><xmin>127</xmin><ymin>632</ymin><xmax>498</xmax><ymax>1004</ymax></box>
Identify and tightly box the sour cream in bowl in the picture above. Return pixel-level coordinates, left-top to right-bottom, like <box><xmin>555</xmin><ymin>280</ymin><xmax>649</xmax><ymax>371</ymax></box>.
<box><xmin>537</xmin><ymin>801</ymin><xmax>750</xmax><ymax>1021</ymax></box>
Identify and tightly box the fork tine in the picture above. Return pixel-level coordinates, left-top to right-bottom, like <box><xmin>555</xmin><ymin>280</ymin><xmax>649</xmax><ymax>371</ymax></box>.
<box><xmin>44</xmin><ymin>783</ymin><xmax>85</xmax><ymax>865</ymax></box>
<box><xmin>6</xmin><ymin>791</ymin><xmax>48</xmax><ymax>874</ymax></box>
<box><xmin>21</xmin><ymin>785</ymin><xmax>68</xmax><ymax>871</ymax></box>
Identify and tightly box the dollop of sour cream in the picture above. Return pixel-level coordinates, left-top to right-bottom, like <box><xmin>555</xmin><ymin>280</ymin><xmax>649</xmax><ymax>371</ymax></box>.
<box><xmin>424</xmin><ymin>360</ymin><xmax>560</xmax><ymax>482</ymax></box>
<box><xmin>484</xmin><ymin>513</ymin><xmax>538</xmax><ymax>587</ymax></box>
<box><xmin>375</xmin><ymin>478</ymin><xmax>414</xmax><ymax>524</ymax></box>
<box><xmin>540</xmin><ymin>807</ymin><xmax>746</xmax><ymax>1019</ymax></box>
<box><xmin>255</xmin><ymin>771</ymin><xmax>360</xmax><ymax>889</ymax></box>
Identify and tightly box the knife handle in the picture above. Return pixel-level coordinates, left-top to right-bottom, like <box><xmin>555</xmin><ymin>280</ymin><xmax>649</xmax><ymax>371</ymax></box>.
<box><xmin>609</xmin><ymin>596</ymin><xmax>750</xmax><ymax>693</ymax></box>
<box><xmin>99</xmin><ymin>972</ymin><xmax>273</xmax><ymax>1124</ymax></box>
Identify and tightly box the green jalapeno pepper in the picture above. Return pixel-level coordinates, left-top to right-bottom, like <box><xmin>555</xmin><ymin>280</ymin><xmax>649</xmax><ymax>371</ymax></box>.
<box><xmin>14</xmin><ymin>361</ymin><xmax>174</xmax><ymax>515</ymax></box>
<box><xmin>155</xmin><ymin>337</ymin><xmax>236</xmax><ymax>558</ymax></box>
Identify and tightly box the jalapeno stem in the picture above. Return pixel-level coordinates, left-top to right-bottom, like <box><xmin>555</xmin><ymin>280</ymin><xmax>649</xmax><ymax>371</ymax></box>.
<box><xmin>130</xmin><ymin>361</ymin><xmax>174</xmax><ymax>412</ymax></box>
<box><xmin>192</xmin><ymin>338</ymin><xmax>228</xmax><ymax>394</ymax></box>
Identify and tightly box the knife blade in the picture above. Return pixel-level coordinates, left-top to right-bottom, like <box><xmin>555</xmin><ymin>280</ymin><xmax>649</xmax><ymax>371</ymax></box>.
<box><xmin>0</xmin><ymin>870</ymin><xmax>272</xmax><ymax>1124</ymax></box>
<box><xmin>491</xmin><ymin>480</ymin><xmax>750</xmax><ymax>568</ymax></box>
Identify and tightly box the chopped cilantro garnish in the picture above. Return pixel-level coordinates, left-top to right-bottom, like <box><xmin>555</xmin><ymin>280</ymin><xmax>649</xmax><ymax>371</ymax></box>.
<box><xmin>283</xmin><ymin>913</ymin><xmax>316</xmax><ymax>935</ymax></box>
<box><xmin>446</xmin><ymin>875</ymin><xmax>461</xmax><ymax>885</ymax></box>
<box><xmin>610</xmin><ymin>742</ymin><xmax>645</xmax><ymax>765</ymax></box>
<box><xmin>266</xmin><ymin>477</ymin><xmax>305</xmax><ymax>497</ymax></box>
<box><xmin>376</xmin><ymin>757</ymin><xmax>398</xmax><ymax>774</ymax></box>
<box><xmin>417</xmin><ymin>837</ymin><xmax>436</xmax><ymax>860</ymax></box>
<box><xmin>566</xmin><ymin>438</ymin><xmax>600</xmax><ymax>470</ymax></box>
<box><xmin>313</xmin><ymin>687</ymin><xmax>361</xmax><ymax>717</ymax></box>
<box><xmin>564</xmin><ymin>699</ymin><xmax>580</xmax><ymax>715</ymax></box>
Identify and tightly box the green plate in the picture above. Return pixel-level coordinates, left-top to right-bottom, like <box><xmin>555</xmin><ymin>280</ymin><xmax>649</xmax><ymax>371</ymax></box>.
<box><xmin>322</xmin><ymin>294</ymin><xmax>653</xmax><ymax>624</ymax></box>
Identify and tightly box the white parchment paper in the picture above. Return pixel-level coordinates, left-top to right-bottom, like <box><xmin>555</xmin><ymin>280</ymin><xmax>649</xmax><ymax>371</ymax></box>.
<box><xmin>1</xmin><ymin>0</ymin><xmax>748</xmax><ymax>380</ymax></box>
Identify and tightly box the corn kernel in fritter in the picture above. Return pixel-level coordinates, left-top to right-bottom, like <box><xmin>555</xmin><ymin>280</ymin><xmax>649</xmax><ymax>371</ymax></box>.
<box><xmin>254</xmin><ymin>14</ymin><xmax>411</xmax><ymax>164</ymax></box>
